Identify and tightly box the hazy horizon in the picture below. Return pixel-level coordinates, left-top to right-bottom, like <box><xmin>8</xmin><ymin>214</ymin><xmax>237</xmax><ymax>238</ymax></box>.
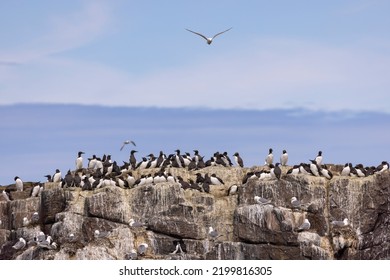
<box><xmin>1</xmin><ymin>103</ymin><xmax>389</xmax><ymax>185</ymax></box>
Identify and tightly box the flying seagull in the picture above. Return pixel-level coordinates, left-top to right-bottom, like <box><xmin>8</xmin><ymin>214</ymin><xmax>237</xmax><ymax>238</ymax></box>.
<box><xmin>185</xmin><ymin>27</ymin><xmax>232</xmax><ymax>45</ymax></box>
<box><xmin>120</xmin><ymin>140</ymin><xmax>136</xmax><ymax>151</ymax></box>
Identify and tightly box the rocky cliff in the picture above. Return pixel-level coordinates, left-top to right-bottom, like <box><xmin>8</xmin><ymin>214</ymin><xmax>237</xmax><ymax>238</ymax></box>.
<box><xmin>0</xmin><ymin>165</ymin><xmax>389</xmax><ymax>260</ymax></box>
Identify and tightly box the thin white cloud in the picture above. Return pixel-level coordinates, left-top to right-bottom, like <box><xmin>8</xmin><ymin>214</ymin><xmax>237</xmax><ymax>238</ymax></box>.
<box><xmin>0</xmin><ymin>1</ymin><xmax>112</xmax><ymax>64</ymax></box>
<box><xmin>1</xmin><ymin>34</ymin><xmax>390</xmax><ymax>112</ymax></box>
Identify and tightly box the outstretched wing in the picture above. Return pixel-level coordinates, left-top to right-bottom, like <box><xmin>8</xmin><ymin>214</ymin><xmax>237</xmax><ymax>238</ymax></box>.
<box><xmin>185</xmin><ymin>28</ymin><xmax>209</xmax><ymax>41</ymax></box>
<box><xmin>120</xmin><ymin>143</ymin><xmax>126</xmax><ymax>151</ymax></box>
<box><xmin>130</xmin><ymin>140</ymin><xmax>136</xmax><ymax>146</ymax></box>
<box><xmin>212</xmin><ymin>27</ymin><xmax>232</xmax><ymax>39</ymax></box>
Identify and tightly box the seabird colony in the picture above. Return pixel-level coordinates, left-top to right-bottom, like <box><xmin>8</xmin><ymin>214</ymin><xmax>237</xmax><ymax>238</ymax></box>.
<box><xmin>2</xmin><ymin>148</ymin><xmax>389</xmax><ymax>259</ymax></box>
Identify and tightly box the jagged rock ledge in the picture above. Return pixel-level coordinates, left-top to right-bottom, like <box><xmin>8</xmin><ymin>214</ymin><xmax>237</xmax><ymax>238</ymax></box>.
<box><xmin>0</xmin><ymin>165</ymin><xmax>389</xmax><ymax>260</ymax></box>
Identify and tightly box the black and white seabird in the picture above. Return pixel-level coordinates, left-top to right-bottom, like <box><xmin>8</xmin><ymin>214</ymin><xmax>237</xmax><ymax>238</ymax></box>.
<box><xmin>187</xmin><ymin>158</ymin><xmax>198</xmax><ymax>171</ymax></box>
<box><xmin>287</xmin><ymin>165</ymin><xmax>300</xmax><ymax>175</ymax></box>
<box><xmin>129</xmin><ymin>150</ymin><xmax>138</xmax><ymax>170</ymax></box>
<box><xmin>174</xmin><ymin>149</ymin><xmax>185</xmax><ymax>168</ymax></box>
<box><xmin>136</xmin><ymin>157</ymin><xmax>149</xmax><ymax>170</ymax></box>
<box><xmin>309</xmin><ymin>160</ymin><xmax>320</xmax><ymax>176</ymax></box>
<box><xmin>177</xmin><ymin>176</ymin><xmax>191</xmax><ymax>190</ymax></box>
<box><xmin>280</xmin><ymin>150</ymin><xmax>288</xmax><ymax>166</ymax></box>
<box><xmin>2</xmin><ymin>190</ymin><xmax>11</xmax><ymax>201</ymax></box>
<box><xmin>340</xmin><ymin>163</ymin><xmax>351</xmax><ymax>176</ymax></box>
<box><xmin>222</xmin><ymin>152</ymin><xmax>233</xmax><ymax>166</ymax></box>
<box><xmin>76</xmin><ymin>151</ymin><xmax>85</xmax><ymax>170</ymax></box>
<box><xmin>62</xmin><ymin>170</ymin><xmax>74</xmax><ymax>188</ymax></box>
<box><xmin>44</xmin><ymin>174</ymin><xmax>52</xmax><ymax>182</ymax></box>
<box><xmin>210</xmin><ymin>173</ymin><xmax>224</xmax><ymax>185</ymax></box>
<box><xmin>376</xmin><ymin>161</ymin><xmax>389</xmax><ymax>173</ymax></box>
<box><xmin>120</xmin><ymin>140</ymin><xmax>136</xmax><ymax>151</ymax></box>
<box><xmin>265</xmin><ymin>148</ymin><xmax>273</xmax><ymax>166</ymax></box>
<box><xmin>30</xmin><ymin>182</ymin><xmax>41</xmax><ymax>197</ymax></box>
<box><xmin>193</xmin><ymin>150</ymin><xmax>202</xmax><ymax>163</ymax></box>
<box><xmin>315</xmin><ymin>151</ymin><xmax>323</xmax><ymax>166</ymax></box>
<box><xmin>88</xmin><ymin>155</ymin><xmax>97</xmax><ymax>169</ymax></box>
<box><xmin>273</xmin><ymin>163</ymin><xmax>282</xmax><ymax>180</ymax></box>
<box><xmin>185</xmin><ymin>27</ymin><xmax>232</xmax><ymax>45</ymax></box>
<box><xmin>14</xmin><ymin>176</ymin><xmax>23</xmax><ymax>191</ymax></box>
<box><xmin>354</xmin><ymin>164</ymin><xmax>366</xmax><ymax>177</ymax></box>
<box><xmin>319</xmin><ymin>165</ymin><xmax>333</xmax><ymax>179</ymax></box>
<box><xmin>228</xmin><ymin>184</ymin><xmax>238</xmax><ymax>195</ymax></box>
<box><xmin>233</xmin><ymin>152</ymin><xmax>244</xmax><ymax>167</ymax></box>
<box><xmin>53</xmin><ymin>169</ymin><xmax>62</xmax><ymax>183</ymax></box>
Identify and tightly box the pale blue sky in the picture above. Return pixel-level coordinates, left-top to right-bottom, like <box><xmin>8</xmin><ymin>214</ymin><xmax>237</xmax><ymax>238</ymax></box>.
<box><xmin>1</xmin><ymin>0</ymin><xmax>390</xmax><ymax>112</ymax></box>
<box><xmin>1</xmin><ymin>1</ymin><xmax>390</xmax><ymax>185</ymax></box>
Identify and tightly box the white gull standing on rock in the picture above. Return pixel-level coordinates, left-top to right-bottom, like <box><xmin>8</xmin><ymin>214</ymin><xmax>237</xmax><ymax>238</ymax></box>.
<box><xmin>296</xmin><ymin>218</ymin><xmax>311</xmax><ymax>232</ymax></box>
<box><xmin>137</xmin><ymin>243</ymin><xmax>148</xmax><ymax>256</ymax></box>
<box><xmin>12</xmin><ymin>237</ymin><xmax>26</xmax><ymax>250</ymax></box>
<box><xmin>254</xmin><ymin>196</ymin><xmax>272</xmax><ymax>205</ymax></box>
<box><xmin>331</xmin><ymin>218</ymin><xmax>349</xmax><ymax>228</ymax></box>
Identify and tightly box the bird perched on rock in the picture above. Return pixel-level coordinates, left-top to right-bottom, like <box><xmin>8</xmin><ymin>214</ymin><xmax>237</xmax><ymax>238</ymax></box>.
<box><xmin>14</xmin><ymin>176</ymin><xmax>23</xmax><ymax>191</ymax></box>
<box><xmin>53</xmin><ymin>169</ymin><xmax>62</xmax><ymax>183</ymax></box>
<box><xmin>12</xmin><ymin>237</ymin><xmax>26</xmax><ymax>250</ymax></box>
<box><xmin>233</xmin><ymin>152</ymin><xmax>244</xmax><ymax>167</ymax></box>
<box><xmin>170</xmin><ymin>242</ymin><xmax>184</xmax><ymax>255</ymax></box>
<box><xmin>177</xmin><ymin>176</ymin><xmax>191</xmax><ymax>190</ymax></box>
<box><xmin>280</xmin><ymin>150</ymin><xmax>288</xmax><ymax>166</ymax></box>
<box><xmin>296</xmin><ymin>218</ymin><xmax>311</xmax><ymax>232</ymax></box>
<box><xmin>272</xmin><ymin>163</ymin><xmax>282</xmax><ymax>180</ymax></box>
<box><xmin>210</xmin><ymin>174</ymin><xmax>224</xmax><ymax>185</ymax></box>
<box><xmin>331</xmin><ymin>218</ymin><xmax>349</xmax><ymax>228</ymax></box>
<box><xmin>376</xmin><ymin>161</ymin><xmax>389</xmax><ymax>173</ymax></box>
<box><xmin>254</xmin><ymin>196</ymin><xmax>272</xmax><ymax>205</ymax></box>
<box><xmin>228</xmin><ymin>184</ymin><xmax>238</xmax><ymax>195</ymax></box>
<box><xmin>287</xmin><ymin>165</ymin><xmax>300</xmax><ymax>175</ymax></box>
<box><xmin>291</xmin><ymin>197</ymin><xmax>301</xmax><ymax>211</ymax></box>
<box><xmin>137</xmin><ymin>243</ymin><xmax>148</xmax><ymax>256</ymax></box>
<box><xmin>31</xmin><ymin>212</ymin><xmax>39</xmax><ymax>224</ymax></box>
<box><xmin>120</xmin><ymin>140</ymin><xmax>136</xmax><ymax>151</ymax></box>
<box><xmin>308</xmin><ymin>160</ymin><xmax>320</xmax><ymax>176</ymax></box>
<box><xmin>315</xmin><ymin>151</ymin><xmax>323</xmax><ymax>166</ymax></box>
<box><xmin>62</xmin><ymin>170</ymin><xmax>74</xmax><ymax>188</ymax></box>
<box><xmin>76</xmin><ymin>151</ymin><xmax>85</xmax><ymax>170</ymax></box>
<box><xmin>22</xmin><ymin>217</ymin><xmax>30</xmax><ymax>227</ymax></box>
<box><xmin>129</xmin><ymin>150</ymin><xmax>138</xmax><ymax>170</ymax></box>
<box><xmin>30</xmin><ymin>183</ymin><xmax>41</xmax><ymax>197</ymax></box>
<box><xmin>2</xmin><ymin>190</ymin><xmax>11</xmax><ymax>201</ymax></box>
<box><xmin>341</xmin><ymin>163</ymin><xmax>351</xmax><ymax>176</ymax></box>
<box><xmin>129</xmin><ymin>218</ymin><xmax>146</xmax><ymax>228</ymax></box>
<box><xmin>126</xmin><ymin>249</ymin><xmax>138</xmax><ymax>260</ymax></box>
<box><xmin>264</xmin><ymin>148</ymin><xmax>273</xmax><ymax>166</ymax></box>
<box><xmin>319</xmin><ymin>165</ymin><xmax>333</xmax><ymax>179</ymax></box>
<box><xmin>185</xmin><ymin>27</ymin><xmax>232</xmax><ymax>45</ymax></box>
<box><xmin>94</xmin><ymin>229</ymin><xmax>110</xmax><ymax>239</ymax></box>
<box><xmin>208</xmin><ymin>226</ymin><xmax>222</xmax><ymax>241</ymax></box>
